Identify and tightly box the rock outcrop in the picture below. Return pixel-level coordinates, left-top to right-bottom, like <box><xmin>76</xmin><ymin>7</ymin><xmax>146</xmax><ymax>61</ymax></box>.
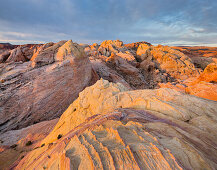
<box><xmin>172</xmin><ymin>46</ymin><xmax>217</xmax><ymax>71</ymax></box>
<box><xmin>137</xmin><ymin>44</ymin><xmax>199</xmax><ymax>80</ymax></box>
<box><xmin>0</xmin><ymin>119</ymin><xmax>58</xmax><ymax>169</ymax></box>
<box><xmin>31</xmin><ymin>41</ymin><xmax>65</xmax><ymax>67</ymax></box>
<box><xmin>184</xmin><ymin>62</ymin><xmax>217</xmax><ymax>100</ymax></box>
<box><xmin>0</xmin><ymin>43</ymin><xmax>16</xmax><ymax>55</ymax></box>
<box><xmin>89</xmin><ymin>40</ymin><xmax>150</xmax><ymax>89</ymax></box>
<box><xmin>55</xmin><ymin>40</ymin><xmax>86</xmax><ymax>61</ymax></box>
<box><xmin>0</xmin><ymin>44</ymin><xmax>40</xmax><ymax>63</ymax></box>
<box><xmin>98</xmin><ymin>40</ymin><xmax>124</xmax><ymax>56</ymax></box>
<box><xmin>125</xmin><ymin>41</ymin><xmax>152</xmax><ymax>51</ymax></box>
<box><xmin>159</xmin><ymin>61</ymin><xmax>217</xmax><ymax>101</ymax></box>
<box><xmin>197</xmin><ymin>62</ymin><xmax>217</xmax><ymax>83</ymax></box>
<box><xmin>0</xmin><ymin>51</ymin><xmax>11</xmax><ymax>63</ymax></box>
<box><xmin>16</xmin><ymin>79</ymin><xmax>217</xmax><ymax>170</ymax></box>
<box><xmin>6</xmin><ymin>47</ymin><xmax>28</xmax><ymax>63</ymax></box>
<box><xmin>0</xmin><ymin>40</ymin><xmax>98</xmax><ymax>133</ymax></box>
<box><xmin>1</xmin><ymin>40</ymin><xmax>217</xmax><ymax>169</ymax></box>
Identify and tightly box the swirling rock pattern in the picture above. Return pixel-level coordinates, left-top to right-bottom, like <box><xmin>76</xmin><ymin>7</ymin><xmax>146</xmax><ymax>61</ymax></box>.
<box><xmin>16</xmin><ymin>80</ymin><xmax>217</xmax><ymax>170</ymax></box>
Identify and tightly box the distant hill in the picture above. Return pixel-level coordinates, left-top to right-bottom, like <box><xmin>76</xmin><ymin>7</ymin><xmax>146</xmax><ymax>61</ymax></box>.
<box><xmin>0</xmin><ymin>43</ymin><xmax>16</xmax><ymax>49</ymax></box>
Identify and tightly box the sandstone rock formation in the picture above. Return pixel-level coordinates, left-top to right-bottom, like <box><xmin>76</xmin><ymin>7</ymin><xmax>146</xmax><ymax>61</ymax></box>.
<box><xmin>31</xmin><ymin>41</ymin><xmax>65</xmax><ymax>67</ymax></box>
<box><xmin>0</xmin><ymin>40</ymin><xmax>98</xmax><ymax>133</ymax></box>
<box><xmin>0</xmin><ymin>51</ymin><xmax>11</xmax><ymax>63</ymax></box>
<box><xmin>86</xmin><ymin>40</ymin><xmax>217</xmax><ymax>96</ymax></box>
<box><xmin>88</xmin><ymin>40</ymin><xmax>150</xmax><ymax>89</ymax></box>
<box><xmin>0</xmin><ymin>43</ymin><xmax>16</xmax><ymax>55</ymax></box>
<box><xmin>1</xmin><ymin>40</ymin><xmax>217</xmax><ymax>169</ymax></box>
<box><xmin>172</xmin><ymin>46</ymin><xmax>217</xmax><ymax>70</ymax></box>
<box><xmin>0</xmin><ymin>44</ymin><xmax>40</xmax><ymax>63</ymax></box>
<box><xmin>184</xmin><ymin>62</ymin><xmax>217</xmax><ymax>100</ymax></box>
<box><xmin>15</xmin><ymin>79</ymin><xmax>217</xmax><ymax>170</ymax></box>
<box><xmin>197</xmin><ymin>62</ymin><xmax>217</xmax><ymax>83</ymax></box>
<box><xmin>56</xmin><ymin>40</ymin><xmax>86</xmax><ymax>61</ymax></box>
<box><xmin>98</xmin><ymin>40</ymin><xmax>124</xmax><ymax>56</ymax></box>
<box><xmin>124</xmin><ymin>41</ymin><xmax>152</xmax><ymax>51</ymax></box>
<box><xmin>137</xmin><ymin>44</ymin><xmax>199</xmax><ymax>80</ymax></box>
<box><xmin>0</xmin><ymin>118</ymin><xmax>58</xmax><ymax>169</ymax></box>
<box><xmin>136</xmin><ymin>43</ymin><xmax>151</xmax><ymax>60</ymax></box>
<box><xmin>6</xmin><ymin>47</ymin><xmax>28</xmax><ymax>63</ymax></box>
<box><xmin>159</xmin><ymin>61</ymin><xmax>217</xmax><ymax>101</ymax></box>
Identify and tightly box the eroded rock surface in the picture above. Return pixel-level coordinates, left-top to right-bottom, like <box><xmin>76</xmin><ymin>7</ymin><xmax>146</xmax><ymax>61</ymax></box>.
<box><xmin>16</xmin><ymin>80</ymin><xmax>217</xmax><ymax>170</ymax></box>
<box><xmin>0</xmin><ymin>119</ymin><xmax>58</xmax><ymax>169</ymax></box>
<box><xmin>137</xmin><ymin>44</ymin><xmax>199</xmax><ymax>80</ymax></box>
<box><xmin>1</xmin><ymin>40</ymin><xmax>217</xmax><ymax>169</ymax></box>
<box><xmin>0</xmin><ymin>43</ymin><xmax>16</xmax><ymax>55</ymax></box>
<box><xmin>0</xmin><ymin>40</ymin><xmax>98</xmax><ymax>133</ymax></box>
<box><xmin>160</xmin><ymin>61</ymin><xmax>217</xmax><ymax>101</ymax></box>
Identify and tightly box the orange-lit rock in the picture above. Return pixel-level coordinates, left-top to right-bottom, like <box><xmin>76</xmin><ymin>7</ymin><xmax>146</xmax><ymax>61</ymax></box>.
<box><xmin>98</xmin><ymin>40</ymin><xmax>124</xmax><ymax>56</ymax></box>
<box><xmin>172</xmin><ymin>46</ymin><xmax>217</xmax><ymax>70</ymax></box>
<box><xmin>56</xmin><ymin>40</ymin><xmax>86</xmax><ymax>61</ymax></box>
<box><xmin>90</xmin><ymin>43</ymin><xmax>99</xmax><ymax>50</ymax></box>
<box><xmin>0</xmin><ymin>119</ymin><xmax>58</xmax><ymax>169</ymax></box>
<box><xmin>136</xmin><ymin>43</ymin><xmax>151</xmax><ymax>60</ymax></box>
<box><xmin>198</xmin><ymin>62</ymin><xmax>217</xmax><ymax>83</ymax></box>
<box><xmin>125</xmin><ymin>41</ymin><xmax>152</xmax><ymax>51</ymax></box>
<box><xmin>1</xmin><ymin>40</ymin><xmax>217</xmax><ymax>169</ymax></box>
<box><xmin>15</xmin><ymin>79</ymin><xmax>217</xmax><ymax>170</ymax></box>
<box><xmin>137</xmin><ymin>44</ymin><xmax>199</xmax><ymax>80</ymax></box>
<box><xmin>0</xmin><ymin>44</ymin><xmax>40</xmax><ymax>63</ymax></box>
<box><xmin>183</xmin><ymin>62</ymin><xmax>217</xmax><ymax>101</ymax></box>
<box><xmin>31</xmin><ymin>41</ymin><xmax>65</xmax><ymax>67</ymax></box>
<box><xmin>186</xmin><ymin>82</ymin><xmax>217</xmax><ymax>101</ymax></box>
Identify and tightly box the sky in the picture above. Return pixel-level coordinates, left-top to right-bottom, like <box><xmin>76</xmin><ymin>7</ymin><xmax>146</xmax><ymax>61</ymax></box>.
<box><xmin>0</xmin><ymin>0</ymin><xmax>217</xmax><ymax>46</ymax></box>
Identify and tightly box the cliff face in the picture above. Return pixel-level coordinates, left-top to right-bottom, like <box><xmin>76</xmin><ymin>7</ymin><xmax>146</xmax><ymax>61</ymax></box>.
<box><xmin>0</xmin><ymin>40</ymin><xmax>217</xmax><ymax>169</ymax></box>
<box><xmin>16</xmin><ymin>79</ymin><xmax>217</xmax><ymax>170</ymax></box>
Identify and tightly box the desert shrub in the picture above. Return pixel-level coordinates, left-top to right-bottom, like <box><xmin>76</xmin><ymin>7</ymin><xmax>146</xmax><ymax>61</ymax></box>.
<box><xmin>26</xmin><ymin>141</ymin><xmax>32</xmax><ymax>146</ymax></box>
<box><xmin>10</xmin><ymin>144</ymin><xmax>17</xmax><ymax>148</ymax></box>
<box><xmin>57</xmin><ymin>134</ymin><xmax>62</xmax><ymax>139</ymax></box>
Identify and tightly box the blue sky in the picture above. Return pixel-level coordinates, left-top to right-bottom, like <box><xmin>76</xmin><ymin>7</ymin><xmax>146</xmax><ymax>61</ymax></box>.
<box><xmin>0</xmin><ymin>0</ymin><xmax>217</xmax><ymax>46</ymax></box>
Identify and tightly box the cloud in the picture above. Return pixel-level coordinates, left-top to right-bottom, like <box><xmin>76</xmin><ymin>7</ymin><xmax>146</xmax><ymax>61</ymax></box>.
<box><xmin>0</xmin><ymin>0</ymin><xmax>216</xmax><ymax>45</ymax></box>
